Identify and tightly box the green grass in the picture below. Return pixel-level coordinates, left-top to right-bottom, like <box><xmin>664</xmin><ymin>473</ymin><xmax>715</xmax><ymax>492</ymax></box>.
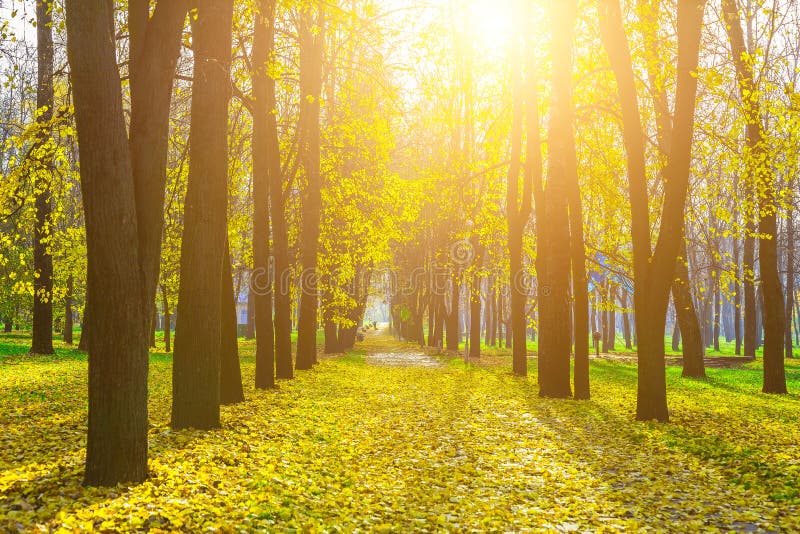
<box><xmin>1</xmin><ymin>331</ymin><xmax>799</xmax><ymax>531</ymax></box>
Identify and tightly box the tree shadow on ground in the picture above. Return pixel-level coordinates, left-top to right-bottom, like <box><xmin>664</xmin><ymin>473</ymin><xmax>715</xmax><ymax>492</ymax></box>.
<box><xmin>512</xmin><ymin>361</ymin><xmax>799</xmax><ymax>530</ymax></box>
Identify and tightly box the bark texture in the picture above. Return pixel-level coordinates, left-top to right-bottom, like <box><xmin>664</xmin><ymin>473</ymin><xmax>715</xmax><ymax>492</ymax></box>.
<box><xmin>65</xmin><ymin>0</ymin><xmax>149</xmax><ymax>485</ymax></box>
<box><xmin>172</xmin><ymin>0</ymin><xmax>234</xmax><ymax>429</ymax></box>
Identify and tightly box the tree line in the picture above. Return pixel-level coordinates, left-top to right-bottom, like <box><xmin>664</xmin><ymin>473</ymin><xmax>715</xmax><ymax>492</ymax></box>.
<box><xmin>0</xmin><ymin>0</ymin><xmax>798</xmax><ymax>486</ymax></box>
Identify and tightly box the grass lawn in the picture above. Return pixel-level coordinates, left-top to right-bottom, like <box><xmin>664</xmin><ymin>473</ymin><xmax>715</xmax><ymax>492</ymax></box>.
<box><xmin>1</xmin><ymin>331</ymin><xmax>799</xmax><ymax>531</ymax></box>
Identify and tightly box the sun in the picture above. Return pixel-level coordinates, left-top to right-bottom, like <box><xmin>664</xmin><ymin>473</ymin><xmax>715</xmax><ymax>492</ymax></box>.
<box><xmin>465</xmin><ymin>0</ymin><xmax>517</xmax><ymax>49</ymax></box>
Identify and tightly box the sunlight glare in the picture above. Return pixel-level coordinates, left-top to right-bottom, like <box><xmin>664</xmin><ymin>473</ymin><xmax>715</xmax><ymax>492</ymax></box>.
<box><xmin>465</xmin><ymin>0</ymin><xmax>516</xmax><ymax>49</ymax></box>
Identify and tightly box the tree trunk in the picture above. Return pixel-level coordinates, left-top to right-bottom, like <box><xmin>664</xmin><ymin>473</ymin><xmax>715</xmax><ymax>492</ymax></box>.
<box><xmin>468</xmin><ymin>281</ymin><xmax>481</xmax><ymax>359</ymax></box>
<box><xmin>254</xmin><ymin>0</ymin><xmax>292</xmax><ymax>380</ymax></box>
<box><xmin>734</xmin><ymin>236</ymin><xmax>743</xmax><ymax>354</ymax></box>
<box><xmin>245</xmin><ymin>288</ymin><xmax>256</xmax><ymax>340</ymax></box>
<box><xmin>497</xmin><ymin>292</ymin><xmax>504</xmax><ymax>348</ymax></box>
<box><xmin>743</xmin><ymin>232</ymin><xmax>757</xmax><ymax>356</ymax></box>
<box><xmin>78</xmin><ymin>299</ymin><xmax>89</xmax><ymax>352</ymax></box>
<box><xmin>171</xmin><ymin>0</ymin><xmax>233</xmax><ymax>429</ymax></box>
<box><xmin>468</xmin><ymin>241</ymin><xmax>483</xmax><ymax>360</ymax></box>
<box><xmin>713</xmin><ymin>274</ymin><xmax>721</xmax><ymax>351</ymax></box>
<box><xmin>622</xmin><ymin>291</ymin><xmax>632</xmax><ymax>350</ymax></box>
<box><xmin>65</xmin><ymin>0</ymin><xmax>149</xmax><ymax>485</ymax></box>
<box><xmin>252</xmin><ymin>0</ymin><xmax>277</xmax><ymax>388</ymax></box>
<box><xmin>722</xmin><ymin>0</ymin><xmax>786</xmax><ymax>393</ymax></box>
<box><xmin>324</xmin><ymin>319</ymin><xmax>340</xmax><ymax>353</ymax></box>
<box><xmin>639</xmin><ymin>0</ymin><xmax>704</xmax><ymax>379</ymax></box>
<box><xmin>128</xmin><ymin>0</ymin><xmax>188</xmax><ymax>341</ymax></box>
<box><xmin>221</xmin><ymin>243</ymin><xmax>244</xmax><ymax>404</ymax></box>
<box><xmin>672</xmin><ymin>320</ymin><xmax>680</xmax><ymax>352</ymax></box>
<box><xmin>322</xmin><ymin>284</ymin><xmax>341</xmax><ymax>353</ymax></box>
<box><xmin>150</xmin><ymin>302</ymin><xmax>157</xmax><ymax>348</ymax></box>
<box><xmin>64</xmin><ymin>276</ymin><xmax>74</xmax><ymax>345</ymax></box>
<box><xmin>554</xmin><ymin>0</ymin><xmax>589</xmax><ymax>399</ymax></box>
<box><xmin>3</xmin><ymin>318</ymin><xmax>12</xmax><ymax>333</ymax></box>
<box><xmin>487</xmin><ymin>287</ymin><xmax>496</xmax><ymax>346</ymax></box>
<box><xmin>756</xmin><ymin>288</ymin><xmax>764</xmax><ymax>349</ymax></box>
<box><xmin>722</xmin><ymin>299</ymin><xmax>734</xmax><ymax>342</ymax></box>
<box><xmin>428</xmin><ymin>293</ymin><xmax>436</xmax><ymax>346</ymax></box>
<box><xmin>31</xmin><ymin>0</ymin><xmax>55</xmax><ymax>356</ymax></box>
<box><xmin>794</xmin><ymin>291</ymin><xmax>800</xmax><ymax>345</ymax></box>
<box><xmin>673</xmin><ymin>241</ymin><xmax>705</xmax><ymax>377</ymax></box>
<box><xmin>605</xmin><ymin>286</ymin><xmax>616</xmax><ymax>352</ymax></box>
<box><xmin>446</xmin><ymin>271</ymin><xmax>460</xmax><ymax>351</ymax></box>
<box><xmin>162</xmin><ymin>284</ymin><xmax>171</xmax><ymax>353</ymax></box>
<box><xmin>295</xmin><ymin>6</ymin><xmax>325</xmax><ymax>371</ymax></box>
<box><xmin>507</xmin><ymin>9</ymin><xmax>537</xmax><ymax>376</ymax></box>
<box><xmin>785</xmin><ymin>206</ymin><xmax>794</xmax><ymax>359</ymax></box>
<box><xmin>433</xmin><ymin>295</ymin><xmax>445</xmax><ymax>348</ymax></box>
<box><xmin>703</xmin><ymin>289</ymin><xmax>713</xmax><ymax>348</ymax></box>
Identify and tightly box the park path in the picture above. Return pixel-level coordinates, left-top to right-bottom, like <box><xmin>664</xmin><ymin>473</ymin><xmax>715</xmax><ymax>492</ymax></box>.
<box><xmin>360</xmin><ymin>326</ymin><xmax>444</xmax><ymax>368</ymax></box>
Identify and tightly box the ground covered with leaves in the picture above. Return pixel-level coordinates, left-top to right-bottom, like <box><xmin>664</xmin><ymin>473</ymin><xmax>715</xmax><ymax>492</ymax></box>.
<box><xmin>1</xmin><ymin>331</ymin><xmax>799</xmax><ymax>532</ymax></box>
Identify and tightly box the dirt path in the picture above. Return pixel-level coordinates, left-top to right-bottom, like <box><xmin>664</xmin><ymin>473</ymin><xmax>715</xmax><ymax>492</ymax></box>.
<box><xmin>360</xmin><ymin>327</ymin><xmax>444</xmax><ymax>368</ymax></box>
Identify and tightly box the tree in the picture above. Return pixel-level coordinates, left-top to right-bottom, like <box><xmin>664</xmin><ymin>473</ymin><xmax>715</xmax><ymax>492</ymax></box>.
<box><xmin>65</xmin><ymin>0</ymin><xmax>144</xmax><ymax>486</ymax></box>
<box><xmin>554</xmin><ymin>0</ymin><xmax>590</xmax><ymax>399</ymax></box>
<box><xmin>637</xmin><ymin>0</ymin><xmax>705</xmax><ymax>378</ymax></box>
<box><xmin>536</xmin><ymin>0</ymin><xmax>577</xmax><ymax>399</ymax></box>
<box><xmin>266</xmin><ymin>6</ymin><xmax>294</xmax><ymax>380</ymax></box>
<box><xmin>721</xmin><ymin>0</ymin><xmax>787</xmax><ymax>394</ymax></box>
<box><xmin>172</xmin><ymin>0</ymin><xmax>234</xmax><ymax>429</ymax></box>
<box><xmin>252</xmin><ymin>0</ymin><xmax>277</xmax><ymax>388</ymax></box>
<box><xmin>506</xmin><ymin>10</ymin><xmax>536</xmax><ymax>377</ymax></box>
<box><xmin>600</xmin><ymin>0</ymin><xmax>706</xmax><ymax>421</ymax></box>
<box><xmin>68</xmin><ymin>0</ymin><xmax>186</xmax><ymax>485</ymax></box>
<box><xmin>30</xmin><ymin>0</ymin><xmax>55</xmax><ymax>356</ymax></box>
<box><xmin>295</xmin><ymin>5</ymin><xmax>325</xmax><ymax>371</ymax></box>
